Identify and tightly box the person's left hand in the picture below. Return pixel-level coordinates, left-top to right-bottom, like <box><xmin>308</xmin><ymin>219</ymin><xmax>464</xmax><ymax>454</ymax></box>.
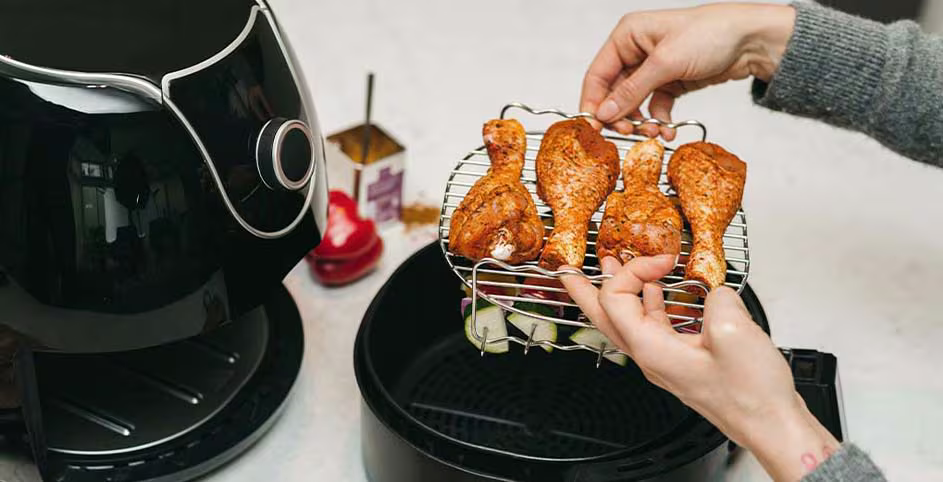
<box><xmin>560</xmin><ymin>255</ymin><xmax>839</xmax><ymax>480</ymax></box>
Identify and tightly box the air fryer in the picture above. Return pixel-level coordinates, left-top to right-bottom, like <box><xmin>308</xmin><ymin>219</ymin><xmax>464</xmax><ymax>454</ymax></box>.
<box><xmin>355</xmin><ymin>243</ymin><xmax>846</xmax><ymax>482</ymax></box>
<box><xmin>0</xmin><ymin>0</ymin><xmax>327</xmax><ymax>480</ymax></box>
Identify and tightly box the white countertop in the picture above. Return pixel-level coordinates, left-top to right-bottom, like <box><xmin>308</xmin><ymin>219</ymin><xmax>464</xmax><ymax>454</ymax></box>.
<box><xmin>5</xmin><ymin>0</ymin><xmax>943</xmax><ymax>481</ymax></box>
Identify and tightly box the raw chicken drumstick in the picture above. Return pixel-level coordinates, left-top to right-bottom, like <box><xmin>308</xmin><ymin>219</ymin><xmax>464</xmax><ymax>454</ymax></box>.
<box><xmin>448</xmin><ymin>119</ymin><xmax>544</xmax><ymax>264</ymax></box>
<box><xmin>667</xmin><ymin>142</ymin><xmax>747</xmax><ymax>288</ymax></box>
<box><xmin>536</xmin><ymin>118</ymin><xmax>620</xmax><ymax>269</ymax></box>
<box><xmin>596</xmin><ymin>138</ymin><xmax>682</xmax><ymax>263</ymax></box>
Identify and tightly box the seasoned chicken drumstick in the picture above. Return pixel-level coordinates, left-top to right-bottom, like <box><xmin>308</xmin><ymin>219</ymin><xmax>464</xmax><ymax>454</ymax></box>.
<box><xmin>668</xmin><ymin>142</ymin><xmax>747</xmax><ymax>288</ymax></box>
<box><xmin>448</xmin><ymin>119</ymin><xmax>544</xmax><ymax>264</ymax></box>
<box><xmin>597</xmin><ymin>139</ymin><xmax>682</xmax><ymax>263</ymax></box>
<box><xmin>537</xmin><ymin>119</ymin><xmax>620</xmax><ymax>269</ymax></box>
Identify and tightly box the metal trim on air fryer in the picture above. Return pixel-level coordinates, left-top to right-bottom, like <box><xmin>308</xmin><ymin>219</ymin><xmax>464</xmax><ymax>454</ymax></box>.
<box><xmin>273</xmin><ymin>120</ymin><xmax>315</xmax><ymax>191</ymax></box>
<box><xmin>256</xmin><ymin>117</ymin><xmax>279</xmax><ymax>190</ymax></box>
<box><xmin>0</xmin><ymin>53</ymin><xmax>163</xmax><ymax>103</ymax></box>
<box><xmin>160</xmin><ymin>4</ymin><xmax>323</xmax><ymax>239</ymax></box>
<box><xmin>159</xmin><ymin>6</ymin><xmax>262</xmax><ymax>97</ymax></box>
<box><xmin>257</xmin><ymin>0</ymin><xmax>330</xmax><ymax>231</ymax></box>
<box><xmin>164</xmin><ymin>97</ymin><xmax>318</xmax><ymax>239</ymax></box>
<box><xmin>254</xmin><ymin>118</ymin><xmax>316</xmax><ymax>191</ymax></box>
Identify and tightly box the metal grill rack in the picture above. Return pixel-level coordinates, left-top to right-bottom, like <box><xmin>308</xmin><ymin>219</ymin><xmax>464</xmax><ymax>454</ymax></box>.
<box><xmin>439</xmin><ymin>103</ymin><xmax>750</xmax><ymax>365</ymax></box>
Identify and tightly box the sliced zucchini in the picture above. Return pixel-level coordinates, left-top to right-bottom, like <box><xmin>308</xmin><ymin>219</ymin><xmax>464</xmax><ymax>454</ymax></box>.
<box><xmin>507</xmin><ymin>302</ymin><xmax>558</xmax><ymax>353</ymax></box>
<box><xmin>570</xmin><ymin>328</ymin><xmax>629</xmax><ymax>366</ymax></box>
<box><xmin>463</xmin><ymin>300</ymin><xmax>509</xmax><ymax>354</ymax></box>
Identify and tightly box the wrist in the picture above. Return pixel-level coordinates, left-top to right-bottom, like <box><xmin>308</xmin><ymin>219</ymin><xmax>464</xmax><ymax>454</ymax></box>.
<box><xmin>742</xmin><ymin>401</ymin><xmax>840</xmax><ymax>481</ymax></box>
<box><xmin>743</xmin><ymin>4</ymin><xmax>797</xmax><ymax>82</ymax></box>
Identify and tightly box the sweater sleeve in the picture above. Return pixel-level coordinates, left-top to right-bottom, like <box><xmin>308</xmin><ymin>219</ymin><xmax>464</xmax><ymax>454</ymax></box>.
<box><xmin>752</xmin><ymin>1</ymin><xmax>943</xmax><ymax>167</ymax></box>
<box><xmin>801</xmin><ymin>443</ymin><xmax>887</xmax><ymax>481</ymax></box>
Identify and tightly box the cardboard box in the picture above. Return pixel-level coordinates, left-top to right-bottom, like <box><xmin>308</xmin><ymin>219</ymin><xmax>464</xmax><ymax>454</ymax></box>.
<box><xmin>325</xmin><ymin>124</ymin><xmax>405</xmax><ymax>228</ymax></box>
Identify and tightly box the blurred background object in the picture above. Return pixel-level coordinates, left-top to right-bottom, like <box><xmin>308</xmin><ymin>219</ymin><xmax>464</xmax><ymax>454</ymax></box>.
<box><xmin>815</xmin><ymin>0</ymin><xmax>943</xmax><ymax>32</ymax></box>
<box><xmin>818</xmin><ymin>0</ymin><xmax>922</xmax><ymax>23</ymax></box>
<box><xmin>324</xmin><ymin>73</ymin><xmax>406</xmax><ymax>230</ymax></box>
<box><xmin>306</xmin><ymin>190</ymin><xmax>383</xmax><ymax>286</ymax></box>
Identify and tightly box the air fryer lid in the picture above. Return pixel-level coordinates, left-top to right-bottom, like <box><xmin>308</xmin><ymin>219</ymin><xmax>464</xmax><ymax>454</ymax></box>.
<box><xmin>0</xmin><ymin>0</ymin><xmax>327</xmax><ymax>352</ymax></box>
<box><xmin>0</xmin><ymin>0</ymin><xmax>256</xmax><ymax>82</ymax></box>
<box><xmin>0</xmin><ymin>0</ymin><xmax>327</xmax><ymax>239</ymax></box>
<box><xmin>355</xmin><ymin>243</ymin><xmax>771</xmax><ymax>481</ymax></box>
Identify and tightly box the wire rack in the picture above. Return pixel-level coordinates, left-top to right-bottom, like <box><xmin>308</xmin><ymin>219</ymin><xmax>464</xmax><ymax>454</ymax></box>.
<box><xmin>439</xmin><ymin>103</ymin><xmax>750</xmax><ymax>365</ymax></box>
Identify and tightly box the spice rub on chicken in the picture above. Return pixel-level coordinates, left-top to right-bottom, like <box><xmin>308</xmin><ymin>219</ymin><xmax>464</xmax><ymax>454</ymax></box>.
<box><xmin>597</xmin><ymin>138</ymin><xmax>681</xmax><ymax>263</ymax></box>
<box><xmin>667</xmin><ymin>141</ymin><xmax>747</xmax><ymax>288</ymax></box>
<box><xmin>448</xmin><ymin>119</ymin><xmax>544</xmax><ymax>264</ymax></box>
<box><xmin>536</xmin><ymin>118</ymin><xmax>620</xmax><ymax>269</ymax></box>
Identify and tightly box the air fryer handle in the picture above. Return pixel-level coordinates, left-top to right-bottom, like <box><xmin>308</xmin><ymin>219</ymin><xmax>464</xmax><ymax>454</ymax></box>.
<box><xmin>781</xmin><ymin>348</ymin><xmax>846</xmax><ymax>442</ymax></box>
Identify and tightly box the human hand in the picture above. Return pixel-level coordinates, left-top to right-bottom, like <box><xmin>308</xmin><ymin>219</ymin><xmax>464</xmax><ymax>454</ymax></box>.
<box><xmin>581</xmin><ymin>3</ymin><xmax>796</xmax><ymax>139</ymax></box>
<box><xmin>561</xmin><ymin>255</ymin><xmax>839</xmax><ymax>481</ymax></box>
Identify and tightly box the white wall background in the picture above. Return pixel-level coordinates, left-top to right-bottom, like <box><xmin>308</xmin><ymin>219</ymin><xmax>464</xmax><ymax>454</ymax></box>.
<box><xmin>921</xmin><ymin>0</ymin><xmax>943</xmax><ymax>32</ymax></box>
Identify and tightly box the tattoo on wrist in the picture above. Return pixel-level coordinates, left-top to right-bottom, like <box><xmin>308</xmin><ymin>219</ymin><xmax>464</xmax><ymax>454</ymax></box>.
<box><xmin>800</xmin><ymin>453</ymin><xmax>819</xmax><ymax>471</ymax></box>
<box><xmin>801</xmin><ymin>446</ymin><xmax>838</xmax><ymax>472</ymax></box>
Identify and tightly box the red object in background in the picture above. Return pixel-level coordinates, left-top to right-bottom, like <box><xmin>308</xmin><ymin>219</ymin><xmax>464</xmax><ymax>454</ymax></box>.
<box><xmin>308</xmin><ymin>190</ymin><xmax>383</xmax><ymax>286</ymax></box>
<box><xmin>312</xmin><ymin>237</ymin><xmax>384</xmax><ymax>286</ymax></box>
<box><xmin>313</xmin><ymin>190</ymin><xmax>378</xmax><ymax>260</ymax></box>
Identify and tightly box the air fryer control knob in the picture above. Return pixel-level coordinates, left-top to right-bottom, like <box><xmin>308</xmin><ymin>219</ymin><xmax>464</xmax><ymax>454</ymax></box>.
<box><xmin>256</xmin><ymin>118</ymin><xmax>315</xmax><ymax>191</ymax></box>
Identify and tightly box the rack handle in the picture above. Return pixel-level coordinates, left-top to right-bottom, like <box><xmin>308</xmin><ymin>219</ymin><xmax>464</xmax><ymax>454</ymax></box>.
<box><xmin>499</xmin><ymin>102</ymin><xmax>707</xmax><ymax>141</ymax></box>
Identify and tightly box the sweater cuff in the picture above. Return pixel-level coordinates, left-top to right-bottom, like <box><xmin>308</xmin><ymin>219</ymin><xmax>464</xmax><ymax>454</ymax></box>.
<box><xmin>752</xmin><ymin>1</ymin><xmax>889</xmax><ymax>128</ymax></box>
<box><xmin>801</xmin><ymin>443</ymin><xmax>886</xmax><ymax>481</ymax></box>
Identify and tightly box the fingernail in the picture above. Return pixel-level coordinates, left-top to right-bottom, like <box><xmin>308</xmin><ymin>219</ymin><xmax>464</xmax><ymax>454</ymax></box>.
<box><xmin>596</xmin><ymin>99</ymin><xmax>619</xmax><ymax>122</ymax></box>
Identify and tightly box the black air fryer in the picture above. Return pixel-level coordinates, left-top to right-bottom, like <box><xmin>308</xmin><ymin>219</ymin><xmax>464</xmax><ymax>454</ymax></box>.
<box><xmin>0</xmin><ymin>0</ymin><xmax>328</xmax><ymax>480</ymax></box>
<box><xmin>354</xmin><ymin>245</ymin><xmax>847</xmax><ymax>482</ymax></box>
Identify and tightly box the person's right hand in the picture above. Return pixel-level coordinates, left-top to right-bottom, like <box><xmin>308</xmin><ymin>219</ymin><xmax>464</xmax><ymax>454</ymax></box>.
<box><xmin>581</xmin><ymin>3</ymin><xmax>796</xmax><ymax>139</ymax></box>
<box><xmin>561</xmin><ymin>255</ymin><xmax>840</xmax><ymax>481</ymax></box>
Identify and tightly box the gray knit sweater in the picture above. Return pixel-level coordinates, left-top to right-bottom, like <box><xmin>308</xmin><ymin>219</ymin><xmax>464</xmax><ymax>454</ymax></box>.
<box><xmin>750</xmin><ymin>1</ymin><xmax>943</xmax><ymax>480</ymax></box>
<box><xmin>754</xmin><ymin>1</ymin><xmax>943</xmax><ymax>168</ymax></box>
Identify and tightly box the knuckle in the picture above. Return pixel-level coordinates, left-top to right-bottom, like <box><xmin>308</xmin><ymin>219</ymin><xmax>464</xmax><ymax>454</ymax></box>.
<box><xmin>646</xmin><ymin>51</ymin><xmax>671</xmax><ymax>70</ymax></box>
<box><xmin>617</xmin><ymin>12</ymin><xmax>639</xmax><ymax>28</ymax></box>
<box><xmin>613</xmin><ymin>77</ymin><xmax>643</xmax><ymax>101</ymax></box>
<box><xmin>598</xmin><ymin>285</ymin><xmax>617</xmax><ymax>305</ymax></box>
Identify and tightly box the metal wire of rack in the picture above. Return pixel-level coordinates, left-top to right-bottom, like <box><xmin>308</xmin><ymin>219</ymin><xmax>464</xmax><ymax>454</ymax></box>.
<box><xmin>439</xmin><ymin>103</ymin><xmax>750</xmax><ymax>365</ymax></box>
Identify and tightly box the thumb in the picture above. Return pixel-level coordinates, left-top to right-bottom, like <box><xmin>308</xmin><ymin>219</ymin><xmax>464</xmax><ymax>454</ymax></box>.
<box><xmin>702</xmin><ymin>286</ymin><xmax>758</xmax><ymax>349</ymax></box>
<box><xmin>703</xmin><ymin>286</ymin><xmax>751</xmax><ymax>320</ymax></box>
<box><xmin>596</xmin><ymin>55</ymin><xmax>678</xmax><ymax>123</ymax></box>
<box><xmin>628</xmin><ymin>253</ymin><xmax>678</xmax><ymax>283</ymax></box>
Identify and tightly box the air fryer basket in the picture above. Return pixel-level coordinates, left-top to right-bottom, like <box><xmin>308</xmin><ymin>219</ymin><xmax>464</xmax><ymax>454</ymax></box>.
<box><xmin>355</xmin><ymin>243</ymin><xmax>771</xmax><ymax>482</ymax></box>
